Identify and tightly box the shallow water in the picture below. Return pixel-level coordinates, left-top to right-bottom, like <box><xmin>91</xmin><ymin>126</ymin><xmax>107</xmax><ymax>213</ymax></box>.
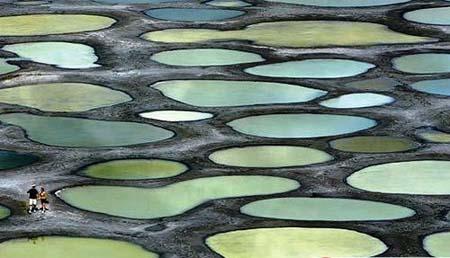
<box><xmin>206</xmin><ymin>227</ymin><xmax>387</xmax><ymax>258</ymax></box>
<box><xmin>95</xmin><ymin>0</ymin><xmax>180</xmax><ymax>3</ymax></box>
<box><xmin>142</xmin><ymin>21</ymin><xmax>433</xmax><ymax>48</ymax></box>
<box><xmin>139</xmin><ymin>110</ymin><xmax>213</xmax><ymax>122</ymax></box>
<box><xmin>58</xmin><ymin>176</ymin><xmax>300</xmax><ymax>219</ymax></box>
<box><xmin>0</xmin><ymin>83</ymin><xmax>131</xmax><ymax>112</ymax></box>
<box><xmin>151</xmin><ymin>49</ymin><xmax>264</xmax><ymax>66</ymax></box>
<box><xmin>245</xmin><ymin>59</ymin><xmax>375</xmax><ymax>78</ymax></box>
<box><xmin>263</xmin><ymin>0</ymin><xmax>411</xmax><ymax>6</ymax></box>
<box><xmin>410</xmin><ymin>79</ymin><xmax>450</xmax><ymax>96</ymax></box>
<box><xmin>206</xmin><ymin>0</ymin><xmax>251</xmax><ymax>7</ymax></box>
<box><xmin>152</xmin><ymin>80</ymin><xmax>326</xmax><ymax>107</ymax></box>
<box><xmin>329</xmin><ymin>136</ymin><xmax>417</xmax><ymax>153</ymax></box>
<box><xmin>392</xmin><ymin>53</ymin><xmax>450</xmax><ymax>74</ymax></box>
<box><xmin>404</xmin><ymin>7</ymin><xmax>450</xmax><ymax>25</ymax></box>
<box><xmin>347</xmin><ymin>160</ymin><xmax>450</xmax><ymax>194</ymax></box>
<box><xmin>0</xmin><ymin>150</ymin><xmax>39</xmax><ymax>170</ymax></box>
<box><xmin>81</xmin><ymin>159</ymin><xmax>188</xmax><ymax>180</ymax></box>
<box><xmin>145</xmin><ymin>8</ymin><xmax>244</xmax><ymax>22</ymax></box>
<box><xmin>418</xmin><ymin>129</ymin><xmax>450</xmax><ymax>143</ymax></box>
<box><xmin>0</xmin><ymin>205</ymin><xmax>11</xmax><ymax>220</ymax></box>
<box><xmin>3</xmin><ymin>42</ymin><xmax>100</xmax><ymax>69</ymax></box>
<box><xmin>209</xmin><ymin>145</ymin><xmax>332</xmax><ymax>168</ymax></box>
<box><xmin>0</xmin><ymin>237</ymin><xmax>159</xmax><ymax>258</ymax></box>
<box><xmin>0</xmin><ymin>14</ymin><xmax>115</xmax><ymax>36</ymax></box>
<box><xmin>241</xmin><ymin>197</ymin><xmax>415</xmax><ymax>221</ymax></box>
<box><xmin>228</xmin><ymin>114</ymin><xmax>377</xmax><ymax>138</ymax></box>
<box><xmin>320</xmin><ymin>93</ymin><xmax>394</xmax><ymax>108</ymax></box>
<box><xmin>0</xmin><ymin>113</ymin><xmax>174</xmax><ymax>148</ymax></box>
<box><xmin>424</xmin><ymin>232</ymin><xmax>450</xmax><ymax>257</ymax></box>
<box><xmin>0</xmin><ymin>59</ymin><xmax>20</xmax><ymax>75</ymax></box>
<box><xmin>345</xmin><ymin>77</ymin><xmax>401</xmax><ymax>90</ymax></box>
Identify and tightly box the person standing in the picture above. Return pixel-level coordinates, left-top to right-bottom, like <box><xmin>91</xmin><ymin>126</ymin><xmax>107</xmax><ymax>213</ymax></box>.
<box><xmin>27</xmin><ymin>184</ymin><xmax>39</xmax><ymax>214</ymax></box>
<box><xmin>39</xmin><ymin>187</ymin><xmax>49</xmax><ymax>213</ymax></box>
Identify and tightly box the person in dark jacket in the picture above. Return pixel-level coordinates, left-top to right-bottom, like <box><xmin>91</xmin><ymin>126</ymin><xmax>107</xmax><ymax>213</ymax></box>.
<box><xmin>27</xmin><ymin>184</ymin><xmax>39</xmax><ymax>214</ymax></box>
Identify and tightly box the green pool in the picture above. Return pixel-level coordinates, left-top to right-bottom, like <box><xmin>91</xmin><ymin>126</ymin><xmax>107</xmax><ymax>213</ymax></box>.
<box><xmin>0</xmin><ymin>113</ymin><xmax>174</xmax><ymax>148</ymax></box>
<box><xmin>0</xmin><ymin>14</ymin><xmax>116</xmax><ymax>36</ymax></box>
<box><xmin>404</xmin><ymin>7</ymin><xmax>450</xmax><ymax>25</ymax></box>
<box><xmin>418</xmin><ymin>129</ymin><xmax>450</xmax><ymax>143</ymax></box>
<box><xmin>0</xmin><ymin>237</ymin><xmax>158</xmax><ymax>258</ymax></box>
<box><xmin>392</xmin><ymin>53</ymin><xmax>450</xmax><ymax>74</ymax></box>
<box><xmin>0</xmin><ymin>59</ymin><xmax>20</xmax><ymax>75</ymax></box>
<box><xmin>228</xmin><ymin>114</ymin><xmax>376</xmax><ymax>138</ymax></box>
<box><xmin>0</xmin><ymin>205</ymin><xmax>10</xmax><ymax>220</ymax></box>
<box><xmin>58</xmin><ymin>175</ymin><xmax>300</xmax><ymax>219</ymax></box>
<box><xmin>424</xmin><ymin>232</ymin><xmax>450</xmax><ymax>257</ymax></box>
<box><xmin>151</xmin><ymin>80</ymin><xmax>326</xmax><ymax>107</ymax></box>
<box><xmin>0</xmin><ymin>83</ymin><xmax>131</xmax><ymax>112</ymax></box>
<box><xmin>142</xmin><ymin>21</ymin><xmax>433</xmax><ymax>48</ymax></box>
<box><xmin>320</xmin><ymin>93</ymin><xmax>394</xmax><ymax>108</ymax></box>
<box><xmin>329</xmin><ymin>136</ymin><xmax>417</xmax><ymax>153</ymax></box>
<box><xmin>139</xmin><ymin>110</ymin><xmax>213</xmax><ymax>122</ymax></box>
<box><xmin>262</xmin><ymin>0</ymin><xmax>411</xmax><ymax>6</ymax></box>
<box><xmin>241</xmin><ymin>197</ymin><xmax>415</xmax><ymax>221</ymax></box>
<box><xmin>151</xmin><ymin>49</ymin><xmax>264</xmax><ymax>66</ymax></box>
<box><xmin>347</xmin><ymin>160</ymin><xmax>450</xmax><ymax>194</ymax></box>
<box><xmin>209</xmin><ymin>145</ymin><xmax>332</xmax><ymax>168</ymax></box>
<box><xmin>3</xmin><ymin>42</ymin><xmax>99</xmax><ymax>69</ymax></box>
<box><xmin>206</xmin><ymin>227</ymin><xmax>387</xmax><ymax>258</ymax></box>
<box><xmin>410</xmin><ymin>79</ymin><xmax>450</xmax><ymax>96</ymax></box>
<box><xmin>0</xmin><ymin>150</ymin><xmax>39</xmax><ymax>170</ymax></box>
<box><xmin>80</xmin><ymin>159</ymin><xmax>188</xmax><ymax>180</ymax></box>
<box><xmin>245</xmin><ymin>59</ymin><xmax>375</xmax><ymax>78</ymax></box>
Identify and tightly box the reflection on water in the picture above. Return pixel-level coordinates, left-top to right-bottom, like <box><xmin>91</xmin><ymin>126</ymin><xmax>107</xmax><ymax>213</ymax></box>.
<box><xmin>241</xmin><ymin>197</ymin><xmax>415</xmax><ymax>221</ymax></box>
<box><xmin>152</xmin><ymin>80</ymin><xmax>326</xmax><ymax>107</ymax></box>
<box><xmin>139</xmin><ymin>110</ymin><xmax>213</xmax><ymax>122</ymax></box>
<box><xmin>411</xmin><ymin>79</ymin><xmax>450</xmax><ymax>96</ymax></box>
<box><xmin>0</xmin><ymin>236</ymin><xmax>159</xmax><ymax>258</ymax></box>
<box><xmin>0</xmin><ymin>113</ymin><xmax>174</xmax><ymax>148</ymax></box>
<box><xmin>58</xmin><ymin>176</ymin><xmax>300</xmax><ymax>219</ymax></box>
<box><xmin>145</xmin><ymin>8</ymin><xmax>245</xmax><ymax>22</ymax></box>
<box><xmin>206</xmin><ymin>227</ymin><xmax>387</xmax><ymax>258</ymax></box>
